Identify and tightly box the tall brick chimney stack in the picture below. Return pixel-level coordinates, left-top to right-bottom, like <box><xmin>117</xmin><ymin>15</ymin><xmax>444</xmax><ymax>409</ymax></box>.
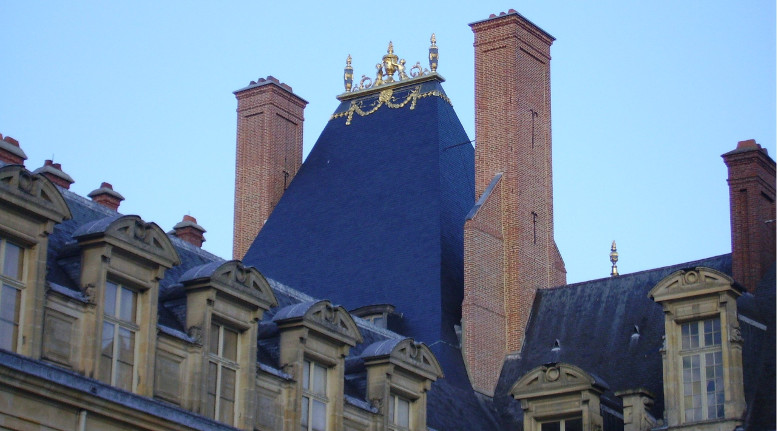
<box><xmin>0</xmin><ymin>134</ymin><xmax>27</xmax><ymax>165</ymax></box>
<box><xmin>722</xmin><ymin>139</ymin><xmax>776</xmax><ymax>293</ymax></box>
<box><xmin>88</xmin><ymin>182</ymin><xmax>124</xmax><ymax>211</ymax></box>
<box><xmin>232</xmin><ymin>76</ymin><xmax>307</xmax><ymax>259</ymax></box>
<box><xmin>33</xmin><ymin>160</ymin><xmax>74</xmax><ymax>189</ymax></box>
<box><xmin>463</xmin><ymin>10</ymin><xmax>567</xmax><ymax>396</ymax></box>
<box><xmin>171</xmin><ymin>215</ymin><xmax>206</xmax><ymax>248</ymax></box>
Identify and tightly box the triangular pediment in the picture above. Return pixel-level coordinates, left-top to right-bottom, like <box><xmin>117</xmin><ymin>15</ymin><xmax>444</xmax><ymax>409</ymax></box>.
<box><xmin>649</xmin><ymin>267</ymin><xmax>736</xmax><ymax>303</ymax></box>
<box><xmin>392</xmin><ymin>338</ymin><xmax>444</xmax><ymax>380</ymax></box>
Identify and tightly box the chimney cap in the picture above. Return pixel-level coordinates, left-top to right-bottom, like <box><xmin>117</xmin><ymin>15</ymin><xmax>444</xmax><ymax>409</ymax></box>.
<box><xmin>172</xmin><ymin>215</ymin><xmax>206</xmax><ymax>233</ymax></box>
<box><xmin>88</xmin><ymin>182</ymin><xmax>125</xmax><ymax>200</ymax></box>
<box><xmin>32</xmin><ymin>159</ymin><xmax>74</xmax><ymax>185</ymax></box>
<box><xmin>0</xmin><ymin>135</ymin><xmax>27</xmax><ymax>161</ymax></box>
<box><xmin>722</xmin><ymin>139</ymin><xmax>771</xmax><ymax>158</ymax></box>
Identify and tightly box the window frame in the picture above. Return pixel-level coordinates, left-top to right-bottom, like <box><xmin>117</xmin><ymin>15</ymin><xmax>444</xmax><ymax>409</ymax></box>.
<box><xmin>538</xmin><ymin>416</ymin><xmax>584</xmax><ymax>431</ymax></box>
<box><xmin>387</xmin><ymin>392</ymin><xmax>413</xmax><ymax>431</ymax></box>
<box><xmin>99</xmin><ymin>280</ymin><xmax>140</xmax><ymax>392</ymax></box>
<box><xmin>206</xmin><ymin>320</ymin><xmax>240</xmax><ymax>425</ymax></box>
<box><xmin>0</xmin><ymin>238</ymin><xmax>25</xmax><ymax>353</ymax></box>
<box><xmin>300</xmin><ymin>358</ymin><xmax>329</xmax><ymax>431</ymax></box>
<box><xmin>678</xmin><ymin>316</ymin><xmax>725</xmax><ymax>422</ymax></box>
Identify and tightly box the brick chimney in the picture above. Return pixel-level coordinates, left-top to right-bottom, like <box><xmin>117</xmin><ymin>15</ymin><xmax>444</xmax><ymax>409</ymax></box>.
<box><xmin>88</xmin><ymin>182</ymin><xmax>124</xmax><ymax>211</ymax></box>
<box><xmin>722</xmin><ymin>139</ymin><xmax>776</xmax><ymax>293</ymax></box>
<box><xmin>0</xmin><ymin>134</ymin><xmax>27</xmax><ymax>165</ymax></box>
<box><xmin>232</xmin><ymin>76</ymin><xmax>307</xmax><ymax>259</ymax></box>
<box><xmin>171</xmin><ymin>215</ymin><xmax>206</xmax><ymax>247</ymax></box>
<box><xmin>33</xmin><ymin>160</ymin><xmax>74</xmax><ymax>189</ymax></box>
<box><xmin>463</xmin><ymin>10</ymin><xmax>567</xmax><ymax>396</ymax></box>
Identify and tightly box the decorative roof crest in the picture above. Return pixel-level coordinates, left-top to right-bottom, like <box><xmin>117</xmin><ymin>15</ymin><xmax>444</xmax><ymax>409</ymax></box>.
<box><xmin>343</xmin><ymin>35</ymin><xmax>438</xmax><ymax>93</ymax></box>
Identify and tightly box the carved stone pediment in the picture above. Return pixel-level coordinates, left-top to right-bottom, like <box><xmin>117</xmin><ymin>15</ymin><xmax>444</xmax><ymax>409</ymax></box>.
<box><xmin>74</xmin><ymin>215</ymin><xmax>179</xmax><ymax>268</ymax></box>
<box><xmin>273</xmin><ymin>300</ymin><xmax>362</xmax><ymax>346</ymax></box>
<box><xmin>511</xmin><ymin>363</ymin><xmax>607</xmax><ymax>400</ymax></box>
<box><xmin>648</xmin><ymin>267</ymin><xmax>737</xmax><ymax>303</ymax></box>
<box><xmin>211</xmin><ymin>261</ymin><xmax>278</xmax><ymax>309</ymax></box>
<box><xmin>363</xmin><ymin>338</ymin><xmax>443</xmax><ymax>381</ymax></box>
<box><xmin>0</xmin><ymin>165</ymin><xmax>71</xmax><ymax>223</ymax></box>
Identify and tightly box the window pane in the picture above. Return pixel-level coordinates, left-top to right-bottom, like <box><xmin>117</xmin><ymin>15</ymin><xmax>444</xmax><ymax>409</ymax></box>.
<box><xmin>541</xmin><ymin>422</ymin><xmax>560</xmax><ymax>431</ymax></box>
<box><xmin>566</xmin><ymin>418</ymin><xmax>583</xmax><ymax>431</ymax></box>
<box><xmin>221</xmin><ymin>367</ymin><xmax>236</xmax><ymax>401</ymax></box>
<box><xmin>99</xmin><ymin>352</ymin><xmax>113</xmax><ymax>384</ymax></box>
<box><xmin>312</xmin><ymin>399</ymin><xmax>326</xmax><ymax>431</ymax></box>
<box><xmin>102</xmin><ymin>322</ymin><xmax>115</xmax><ymax>358</ymax></box>
<box><xmin>222</xmin><ymin>327</ymin><xmax>238</xmax><ymax>361</ymax></box>
<box><xmin>209</xmin><ymin>323</ymin><xmax>219</xmax><ymax>355</ymax></box>
<box><xmin>397</xmin><ymin>397</ymin><xmax>410</xmax><ymax>427</ymax></box>
<box><xmin>119</xmin><ymin>287</ymin><xmax>136</xmax><ymax>323</ymax></box>
<box><xmin>0</xmin><ymin>320</ymin><xmax>16</xmax><ymax>351</ymax></box>
<box><xmin>301</xmin><ymin>396</ymin><xmax>310</xmax><ymax>429</ymax></box>
<box><xmin>104</xmin><ymin>281</ymin><xmax>117</xmax><ymax>317</ymax></box>
<box><xmin>219</xmin><ymin>398</ymin><xmax>234</xmax><ymax>425</ymax></box>
<box><xmin>302</xmin><ymin>360</ymin><xmax>310</xmax><ymax>390</ymax></box>
<box><xmin>116</xmin><ymin>361</ymin><xmax>133</xmax><ymax>391</ymax></box>
<box><xmin>0</xmin><ymin>285</ymin><xmax>20</xmax><ymax>323</ymax></box>
<box><xmin>117</xmin><ymin>327</ymin><xmax>134</xmax><ymax>364</ymax></box>
<box><xmin>206</xmin><ymin>362</ymin><xmax>217</xmax><ymax>419</ymax></box>
<box><xmin>2</xmin><ymin>242</ymin><xmax>22</xmax><ymax>280</ymax></box>
<box><xmin>313</xmin><ymin>363</ymin><xmax>327</xmax><ymax>395</ymax></box>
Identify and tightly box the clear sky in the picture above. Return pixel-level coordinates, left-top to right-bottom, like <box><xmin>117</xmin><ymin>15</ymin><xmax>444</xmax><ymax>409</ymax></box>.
<box><xmin>2</xmin><ymin>2</ymin><xmax>775</xmax><ymax>284</ymax></box>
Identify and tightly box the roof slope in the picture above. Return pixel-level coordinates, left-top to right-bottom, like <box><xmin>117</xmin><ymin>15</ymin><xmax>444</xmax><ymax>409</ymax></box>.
<box><xmin>243</xmin><ymin>78</ymin><xmax>475</xmax><ymax>360</ymax></box>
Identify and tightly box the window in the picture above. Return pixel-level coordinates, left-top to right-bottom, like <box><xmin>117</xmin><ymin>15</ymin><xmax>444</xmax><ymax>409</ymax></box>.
<box><xmin>99</xmin><ymin>280</ymin><xmax>138</xmax><ymax>391</ymax></box>
<box><xmin>388</xmin><ymin>394</ymin><xmax>412</xmax><ymax>430</ymax></box>
<box><xmin>540</xmin><ymin>417</ymin><xmax>583</xmax><ymax>431</ymax></box>
<box><xmin>680</xmin><ymin>317</ymin><xmax>724</xmax><ymax>422</ymax></box>
<box><xmin>206</xmin><ymin>322</ymin><xmax>239</xmax><ymax>424</ymax></box>
<box><xmin>0</xmin><ymin>239</ymin><xmax>23</xmax><ymax>352</ymax></box>
<box><xmin>301</xmin><ymin>359</ymin><xmax>328</xmax><ymax>431</ymax></box>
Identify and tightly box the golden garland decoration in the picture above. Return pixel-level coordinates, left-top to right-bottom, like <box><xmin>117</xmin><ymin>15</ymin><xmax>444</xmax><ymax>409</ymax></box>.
<box><xmin>330</xmin><ymin>86</ymin><xmax>452</xmax><ymax>126</ymax></box>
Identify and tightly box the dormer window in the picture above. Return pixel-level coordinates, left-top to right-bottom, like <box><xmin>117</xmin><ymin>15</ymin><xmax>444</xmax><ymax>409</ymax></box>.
<box><xmin>99</xmin><ymin>280</ymin><xmax>139</xmax><ymax>391</ymax></box>
<box><xmin>649</xmin><ymin>267</ymin><xmax>746</xmax><ymax>429</ymax></box>
<box><xmin>540</xmin><ymin>417</ymin><xmax>583</xmax><ymax>431</ymax></box>
<box><xmin>301</xmin><ymin>359</ymin><xmax>328</xmax><ymax>431</ymax></box>
<box><xmin>680</xmin><ymin>317</ymin><xmax>724</xmax><ymax>421</ymax></box>
<box><xmin>206</xmin><ymin>321</ymin><xmax>239</xmax><ymax>424</ymax></box>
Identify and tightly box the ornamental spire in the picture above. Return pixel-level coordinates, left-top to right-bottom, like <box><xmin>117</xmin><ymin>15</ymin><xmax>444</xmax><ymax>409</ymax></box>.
<box><xmin>610</xmin><ymin>240</ymin><xmax>619</xmax><ymax>277</ymax></box>
<box><xmin>341</xmin><ymin>36</ymin><xmax>438</xmax><ymax>93</ymax></box>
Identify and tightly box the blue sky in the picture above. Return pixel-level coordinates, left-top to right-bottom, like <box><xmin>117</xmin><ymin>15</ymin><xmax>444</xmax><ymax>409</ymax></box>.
<box><xmin>2</xmin><ymin>2</ymin><xmax>775</xmax><ymax>283</ymax></box>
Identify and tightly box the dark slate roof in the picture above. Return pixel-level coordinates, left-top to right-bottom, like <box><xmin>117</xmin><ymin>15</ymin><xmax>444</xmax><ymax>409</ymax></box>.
<box><xmin>242</xmin><ymin>78</ymin><xmax>475</xmax><ymax>390</ymax></box>
<box><xmin>493</xmin><ymin>253</ymin><xmax>775</xmax><ymax>431</ymax></box>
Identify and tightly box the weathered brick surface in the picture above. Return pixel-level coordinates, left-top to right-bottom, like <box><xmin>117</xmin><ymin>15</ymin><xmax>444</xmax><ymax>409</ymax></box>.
<box><xmin>233</xmin><ymin>79</ymin><xmax>307</xmax><ymax>259</ymax></box>
<box><xmin>464</xmin><ymin>11</ymin><xmax>567</xmax><ymax>396</ymax></box>
<box><xmin>722</xmin><ymin>140</ymin><xmax>776</xmax><ymax>293</ymax></box>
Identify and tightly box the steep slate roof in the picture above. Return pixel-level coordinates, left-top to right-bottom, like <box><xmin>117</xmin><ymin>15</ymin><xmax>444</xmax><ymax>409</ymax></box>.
<box><xmin>32</xmin><ymin>170</ymin><xmax>502</xmax><ymax>430</ymax></box>
<box><xmin>242</xmin><ymin>77</ymin><xmax>476</xmax><ymax>388</ymax></box>
<box><xmin>493</xmin><ymin>254</ymin><xmax>775</xmax><ymax>430</ymax></box>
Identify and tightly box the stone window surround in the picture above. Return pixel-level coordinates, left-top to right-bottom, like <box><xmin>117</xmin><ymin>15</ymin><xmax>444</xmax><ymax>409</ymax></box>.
<box><xmin>648</xmin><ymin>266</ymin><xmax>746</xmax><ymax>430</ymax></box>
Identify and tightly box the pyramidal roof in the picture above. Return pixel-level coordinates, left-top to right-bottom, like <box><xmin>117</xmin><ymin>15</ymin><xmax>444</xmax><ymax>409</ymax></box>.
<box><xmin>243</xmin><ymin>73</ymin><xmax>475</xmax><ymax>385</ymax></box>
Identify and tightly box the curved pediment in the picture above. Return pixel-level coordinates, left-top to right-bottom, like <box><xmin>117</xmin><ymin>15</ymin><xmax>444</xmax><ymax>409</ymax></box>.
<box><xmin>273</xmin><ymin>300</ymin><xmax>362</xmax><ymax>346</ymax></box>
<box><xmin>213</xmin><ymin>261</ymin><xmax>278</xmax><ymax>309</ymax></box>
<box><xmin>179</xmin><ymin>260</ymin><xmax>278</xmax><ymax>310</ymax></box>
<box><xmin>511</xmin><ymin>363</ymin><xmax>607</xmax><ymax>400</ymax></box>
<box><xmin>649</xmin><ymin>267</ymin><xmax>737</xmax><ymax>302</ymax></box>
<box><xmin>362</xmin><ymin>338</ymin><xmax>443</xmax><ymax>380</ymax></box>
<box><xmin>74</xmin><ymin>215</ymin><xmax>180</xmax><ymax>268</ymax></box>
<box><xmin>0</xmin><ymin>165</ymin><xmax>71</xmax><ymax>222</ymax></box>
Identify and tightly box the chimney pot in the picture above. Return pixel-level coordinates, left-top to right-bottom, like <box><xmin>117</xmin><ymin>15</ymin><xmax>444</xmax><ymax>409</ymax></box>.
<box><xmin>33</xmin><ymin>159</ymin><xmax>74</xmax><ymax>189</ymax></box>
<box><xmin>88</xmin><ymin>182</ymin><xmax>125</xmax><ymax>211</ymax></box>
<box><xmin>171</xmin><ymin>215</ymin><xmax>206</xmax><ymax>247</ymax></box>
<box><xmin>0</xmin><ymin>134</ymin><xmax>27</xmax><ymax>165</ymax></box>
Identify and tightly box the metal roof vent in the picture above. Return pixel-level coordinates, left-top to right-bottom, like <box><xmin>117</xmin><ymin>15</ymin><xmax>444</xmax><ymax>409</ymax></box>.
<box><xmin>551</xmin><ymin>339</ymin><xmax>561</xmax><ymax>352</ymax></box>
<box><xmin>631</xmin><ymin>325</ymin><xmax>640</xmax><ymax>341</ymax></box>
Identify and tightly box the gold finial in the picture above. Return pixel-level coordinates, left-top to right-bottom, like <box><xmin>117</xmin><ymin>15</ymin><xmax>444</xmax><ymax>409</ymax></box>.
<box><xmin>344</xmin><ymin>54</ymin><xmax>354</xmax><ymax>92</ymax></box>
<box><xmin>610</xmin><ymin>240</ymin><xmax>619</xmax><ymax>277</ymax></box>
<box><xmin>387</xmin><ymin>41</ymin><xmax>394</xmax><ymax>54</ymax></box>
<box><xmin>429</xmin><ymin>33</ymin><xmax>439</xmax><ymax>72</ymax></box>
